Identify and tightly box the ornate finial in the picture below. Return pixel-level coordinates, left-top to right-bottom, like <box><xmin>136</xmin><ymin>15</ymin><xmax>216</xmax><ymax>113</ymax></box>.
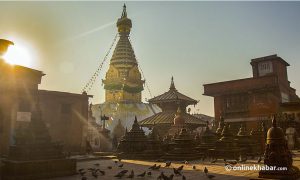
<box><xmin>170</xmin><ymin>76</ymin><xmax>176</xmax><ymax>90</ymax></box>
<box><xmin>272</xmin><ymin>115</ymin><xmax>277</xmax><ymax>128</ymax></box>
<box><xmin>121</xmin><ymin>4</ymin><xmax>127</xmax><ymax>18</ymax></box>
<box><xmin>134</xmin><ymin>115</ymin><xmax>138</xmax><ymax>123</ymax></box>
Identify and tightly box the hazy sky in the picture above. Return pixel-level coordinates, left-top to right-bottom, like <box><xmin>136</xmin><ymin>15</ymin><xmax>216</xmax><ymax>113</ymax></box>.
<box><xmin>1</xmin><ymin>2</ymin><xmax>300</xmax><ymax>116</ymax></box>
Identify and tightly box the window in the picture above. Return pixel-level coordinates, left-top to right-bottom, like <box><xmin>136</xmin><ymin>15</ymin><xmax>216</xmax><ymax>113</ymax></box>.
<box><xmin>61</xmin><ymin>103</ymin><xmax>71</xmax><ymax>114</ymax></box>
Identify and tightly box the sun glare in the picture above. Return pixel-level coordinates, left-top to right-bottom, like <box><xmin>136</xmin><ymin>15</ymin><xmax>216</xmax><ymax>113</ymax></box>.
<box><xmin>3</xmin><ymin>43</ymin><xmax>33</xmax><ymax>67</ymax></box>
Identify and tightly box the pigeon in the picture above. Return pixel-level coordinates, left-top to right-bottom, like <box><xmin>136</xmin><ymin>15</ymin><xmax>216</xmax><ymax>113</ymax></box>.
<box><xmin>118</xmin><ymin>158</ymin><xmax>122</xmax><ymax>162</ymax></box>
<box><xmin>165</xmin><ymin>161</ymin><xmax>171</xmax><ymax>167</ymax></box>
<box><xmin>168</xmin><ymin>174</ymin><xmax>174</xmax><ymax>180</ymax></box>
<box><xmin>96</xmin><ymin>169</ymin><xmax>105</xmax><ymax>175</ymax></box>
<box><xmin>118</xmin><ymin>164</ymin><xmax>124</xmax><ymax>168</ymax></box>
<box><xmin>92</xmin><ymin>171</ymin><xmax>98</xmax><ymax>178</ymax></box>
<box><xmin>149</xmin><ymin>164</ymin><xmax>157</xmax><ymax>170</ymax></box>
<box><xmin>147</xmin><ymin>171</ymin><xmax>152</xmax><ymax>176</ymax></box>
<box><xmin>114</xmin><ymin>170</ymin><xmax>128</xmax><ymax>178</ymax></box>
<box><xmin>258</xmin><ymin>156</ymin><xmax>262</xmax><ymax>163</ymax></box>
<box><xmin>182</xmin><ymin>175</ymin><xmax>186</xmax><ymax>180</ymax></box>
<box><xmin>177</xmin><ymin>165</ymin><xmax>184</xmax><ymax>171</ymax></box>
<box><xmin>126</xmin><ymin>170</ymin><xmax>134</xmax><ymax>178</ymax></box>
<box><xmin>79</xmin><ymin>171</ymin><xmax>86</xmax><ymax>176</ymax></box>
<box><xmin>204</xmin><ymin>167</ymin><xmax>208</xmax><ymax>175</ymax></box>
<box><xmin>211</xmin><ymin>159</ymin><xmax>217</xmax><ymax>163</ymax></box>
<box><xmin>153</xmin><ymin>165</ymin><xmax>161</xmax><ymax>170</ymax></box>
<box><xmin>137</xmin><ymin>171</ymin><xmax>146</xmax><ymax>177</ymax></box>
<box><xmin>78</xmin><ymin>168</ymin><xmax>85</xmax><ymax>172</ymax></box>
<box><xmin>173</xmin><ymin>168</ymin><xmax>182</xmax><ymax>176</ymax></box>
<box><xmin>193</xmin><ymin>165</ymin><xmax>196</xmax><ymax>170</ymax></box>
<box><xmin>207</xmin><ymin>174</ymin><xmax>215</xmax><ymax>179</ymax></box>
<box><xmin>107</xmin><ymin>166</ymin><xmax>112</xmax><ymax>169</ymax></box>
<box><xmin>94</xmin><ymin>163</ymin><xmax>100</xmax><ymax>166</ymax></box>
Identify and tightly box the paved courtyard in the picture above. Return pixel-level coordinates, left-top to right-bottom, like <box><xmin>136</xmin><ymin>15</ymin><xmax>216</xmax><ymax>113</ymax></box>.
<box><xmin>50</xmin><ymin>151</ymin><xmax>300</xmax><ymax>180</ymax></box>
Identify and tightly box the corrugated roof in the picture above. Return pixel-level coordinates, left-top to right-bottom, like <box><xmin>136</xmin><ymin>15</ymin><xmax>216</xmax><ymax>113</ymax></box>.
<box><xmin>149</xmin><ymin>77</ymin><xmax>197</xmax><ymax>105</ymax></box>
<box><xmin>140</xmin><ymin>111</ymin><xmax>206</xmax><ymax>126</ymax></box>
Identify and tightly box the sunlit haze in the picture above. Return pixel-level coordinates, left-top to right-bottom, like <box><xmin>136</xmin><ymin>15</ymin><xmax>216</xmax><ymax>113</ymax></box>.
<box><xmin>1</xmin><ymin>2</ymin><xmax>300</xmax><ymax>116</ymax></box>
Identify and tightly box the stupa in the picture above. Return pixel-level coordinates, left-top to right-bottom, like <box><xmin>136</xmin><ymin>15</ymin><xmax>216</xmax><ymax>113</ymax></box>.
<box><xmin>163</xmin><ymin>128</ymin><xmax>203</xmax><ymax>160</ymax></box>
<box><xmin>208</xmin><ymin>123</ymin><xmax>244</xmax><ymax>160</ymax></box>
<box><xmin>2</xmin><ymin>102</ymin><xmax>76</xmax><ymax>180</ymax></box>
<box><xmin>196</xmin><ymin>121</ymin><xmax>218</xmax><ymax>156</ymax></box>
<box><xmin>234</xmin><ymin>124</ymin><xmax>256</xmax><ymax>157</ymax></box>
<box><xmin>92</xmin><ymin>5</ymin><xmax>159</xmax><ymax>132</ymax></box>
<box><xmin>250</xmin><ymin>122</ymin><xmax>266</xmax><ymax>156</ymax></box>
<box><xmin>116</xmin><ymin>116</ymin><xmax>148</xmax><ymax>159</ymax></box>
<box><xmin>259</xmin><ymin>116</ymin><xmax>300</xmax><ymax>179</ymax></box>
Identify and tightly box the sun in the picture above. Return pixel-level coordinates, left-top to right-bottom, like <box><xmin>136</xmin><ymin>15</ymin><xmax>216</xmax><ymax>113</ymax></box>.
<box><xmin>3</xmin><ymin>43</ymin><xmax>33</xmax><ymax>67</ymax></box>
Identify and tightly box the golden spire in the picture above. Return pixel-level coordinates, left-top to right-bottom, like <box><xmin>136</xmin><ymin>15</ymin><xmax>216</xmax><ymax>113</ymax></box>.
<box><xmin>121</xmin><ymin>4</ymin><xmax>127</xmax><ymax>18</ymax></box>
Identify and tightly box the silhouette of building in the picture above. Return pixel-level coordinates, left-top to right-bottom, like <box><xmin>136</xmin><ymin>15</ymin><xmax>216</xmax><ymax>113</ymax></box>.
<box><xmin>0</xmin><ymin>39</ymin><xmax>90</xmax><ymax>155</ymax></box>
<box><xmin>204</xmin><ymin>54</ymin><xmax>300</xmax><ymax>132</ymax></box>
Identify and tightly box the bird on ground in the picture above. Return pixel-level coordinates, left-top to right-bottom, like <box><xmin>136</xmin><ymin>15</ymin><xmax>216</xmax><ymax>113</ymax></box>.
<box><xmin>137</xmin><ymin>171</ymin><xmax>146</xmax><ymax>177</ymax></box>
<box><xmin>192</xmin><ymin>165</ymin><xmax>196</xmax><ymax>170</ymax></box>
<box><xmin>211</xmin><ymin>159</ymin><xmax>217</xmax><ymax>163</ymax></box>
<box><xmin>96</xmin><ymin>169</ymin><xmax>105</xmax><ymax>175</ymax></box>
<box><xmin>225</xmin><ymin>160</ymin><xmax>238</xmax><ymax>165</ymax></box>
<box><xmin>126</xmin><ymin>170</ymin><xmax>134</xmax><ymax>178</ymax></box>
<box><xmin>118</xmin><ymin>164</ymin><xmax>124</xmax><ymax>168</ymax></box>
<box><xmin>168</xmin><ymin>174</ymin><xmax>174</xmax><ymax>180</ymax></box>
<box><xmin>149</xmin><ymin>164</ymin><xmax>157</xmax><ymax>170</ymax></box>
<box><xmin>114</xmin><ymin>170</ymin><xmax>128</xmax><ymax>178</ymax></box>
<box><xmin>204</xmin><ymin>167</ymin><xmax>208</xmax><ymax>175</ymax></box>
<box><xmin>91</xmin><ymin>171</ymin><xmax>98</xmax><ymax>178</ymax></box>
<box><xmin>257</xmin><ymin>156</ymin><xmax>262</xmax><ymax>163</ymax></box>
<box><xmin>182</xmin><ymin>175</ymin><xmax>186</xmax><ymax>180</ymax></box>
<box><xmin>165</xmin><ymin>161</ymin><xmax>171</xmax><ymax>167</ymax></box>
<box><xmin>177</xmin><ymin>165</ymin><xmax>184</xmax><ymax>171</ymax></box>
<box><xmin>79</xmin><ymin>171</ymin><xmax>86</xmax><ymax>176</ymax></box>
<box><xmin>115</xmin><ymin>160</ymin><xmax>118</xmax><ymax>164</ymax></box>
<box><xmin>173</xmin><ymin>168</ymin><xmax>182</xmax><ymax>176</ymax></box>
<box><xmin>87</xmin><ymin>168</ymin><xmax>95</xmax><ymax>172</ymax></box>
<box><xmin>94</xmin><ymin>163</ymin><xmax>100</xmax><ymax>166</ymax></box>
<box><xmin>118</xmin><ymin>158</ymin><xmax>122</xmax><ymax>162</ymax></box>
<box><xmin>207</xmin><ymin>174</ymin><xmax>215</xmax><ymax>179</ymax></box>
<box><xmin>78</xmin><ymin>168</ymin><xmax>85</xmax><ymax>172</ymax></box>
<box><xmin>153</xmin><ymin>165</ymin><xmax>161</xmax><ymax>170</ymax></box>
<box><xmin>107</xmin><ymin>166</ymin><xmax>112</xmax><ymax>169</ymax></box>
<box><xmin>147</xmin><ymin>171</ymin><xmax>152</xmax><ymax>176</ymax></box>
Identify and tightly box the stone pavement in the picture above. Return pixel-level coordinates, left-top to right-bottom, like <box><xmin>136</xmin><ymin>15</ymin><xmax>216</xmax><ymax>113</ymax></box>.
<box><xmin>50</xmin><ymin>151</ymin><xmax>300</xmax><ymax>180</ymax></box>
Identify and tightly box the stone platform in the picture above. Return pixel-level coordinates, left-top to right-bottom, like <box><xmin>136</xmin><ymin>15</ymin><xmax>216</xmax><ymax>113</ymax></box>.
<box><xmin>1</xmin><ymin>158</ymin><xmax>76</xmax><ymax>180</ymax></box>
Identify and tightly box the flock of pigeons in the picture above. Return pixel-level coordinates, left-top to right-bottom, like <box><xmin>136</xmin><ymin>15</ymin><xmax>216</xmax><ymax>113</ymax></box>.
<box><xmin>77</xmin><ymin>158</ymin><xmax>217</xmax><ymax>180</ymax></box>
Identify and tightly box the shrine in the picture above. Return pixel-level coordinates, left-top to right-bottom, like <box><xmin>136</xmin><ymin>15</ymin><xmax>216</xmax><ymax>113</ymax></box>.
<box><xmin>140</xmin><ymin>77</ymin><xmax>206</xmax><ymax>136</ymax></box>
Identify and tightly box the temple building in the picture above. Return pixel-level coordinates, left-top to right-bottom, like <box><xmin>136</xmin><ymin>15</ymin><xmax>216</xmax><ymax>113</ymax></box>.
<box><xmin>140</xmin><ymin>77</ymin><xmax>206</xmax><ymax>136</ymax></box>
<box><xmin>203</xmin><ymin>54</ymin><xmax>300</xmax><ymax>132</ymax></box>
<box><xmin>92</xmin><ymin>5</ymin><xmax>159</xmax><ymax>131</ymax></box>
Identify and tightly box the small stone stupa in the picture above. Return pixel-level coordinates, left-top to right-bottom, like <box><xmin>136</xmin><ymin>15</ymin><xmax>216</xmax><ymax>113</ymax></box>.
<box><xmin>163</xmin><ymin>128</ymin><xmax>203</xmax><ymax>160</ymax></box>
<box><xmin>117</xmin><ymin>116</ymin><xmax>148</xmax><ymax>159</ymax></box>
<box><xmin>259</xmin><ymin>116</ymin><xmax>300</xmax><ymax>179</ymax></box>
<box><xmin>208</xmin><ymin>123</ymin><xmax>243</xmax><ymax>160</ymax></box>
<box><xmin>196</xmin><ymin>121</ymin><xmax>218</xmax><ymax>155</ymax></box>
<box><xmin>234</xmin><ymin>123</ymin><xmax>256</xmax><ymax>157</ymax></box>
<box><xmin>2</xmin><ymin>102</ymin><xmax>76</xmax><ymax>179</ymax></box>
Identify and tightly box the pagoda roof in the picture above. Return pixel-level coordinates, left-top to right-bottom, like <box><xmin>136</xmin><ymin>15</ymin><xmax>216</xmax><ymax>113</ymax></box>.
<box><xmin>139</xmin><ymin>111</ymin><xmax>206</xmax><ymax>127</ymax></box>
<box><xmin>148</xmin><ymin>77</ymin><xmax>197</xmax><ymax>105</ymax></box>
